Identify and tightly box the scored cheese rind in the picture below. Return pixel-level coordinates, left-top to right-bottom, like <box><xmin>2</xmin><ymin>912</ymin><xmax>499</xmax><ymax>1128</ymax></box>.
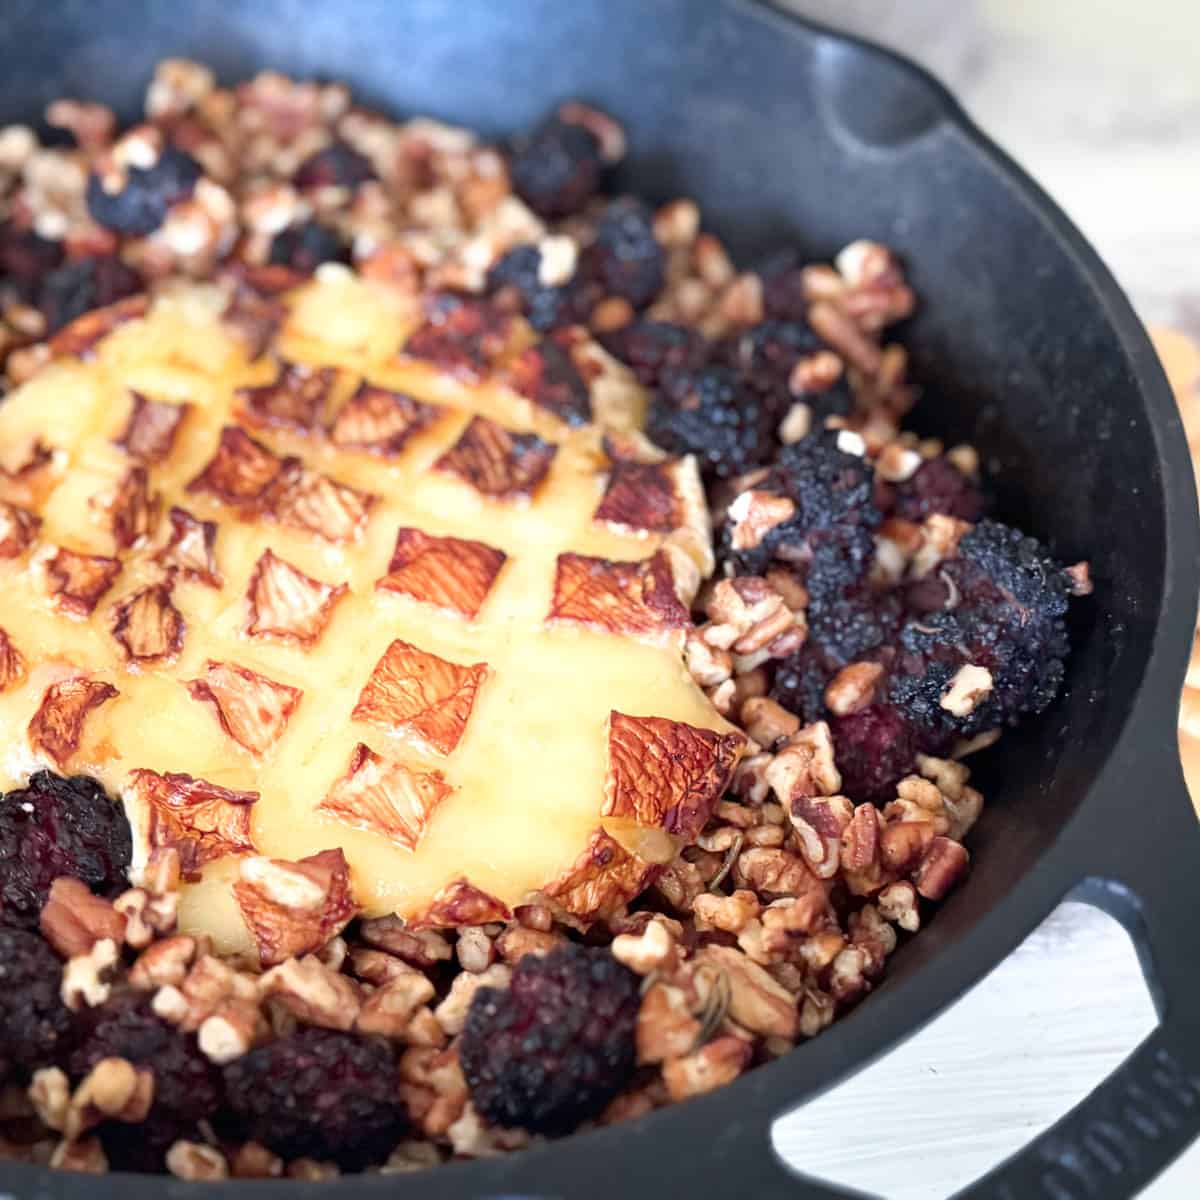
<box><xmin>0</xmin><ymin>275</ymin><xmax>742</xmax><ymax>956</ymax></box>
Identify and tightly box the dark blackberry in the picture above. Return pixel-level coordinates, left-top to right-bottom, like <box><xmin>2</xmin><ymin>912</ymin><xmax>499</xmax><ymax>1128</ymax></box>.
<box><xmin>770</xmin><ymin>646</ymin><xmax>834</xmax><ymax>725</ymax></box>
<box><xmin>807</xmin><ymin>587</ymin><xmax>902</xmax><ymax>668</ymax></box>
<box><xmin>830</xmin><ymin>704</ymin><xmax>919</xmax><ymax>803</ymax></box>
<box><xmin>509</xmin><ymin>115</ymin><xmax>605</xmax><ymax>219</ymax></box>
<box><xmin>0</xmin><ymin>222</ymin><xmax>64</xmax><ymax>301</ymax></box>
<box><xmin>460</xmin><ymin>943</ymin><xmax>638</xmax><ymax>1135</ymax></box>
<box><xmin>36</xmin><ymin>255</ymin><xmax>143</xmax><ymax>334</ymax></box>
<box><xmin>893</xmin><ymin>457</ymin><xmax>985</xmax><ymax>523</ymax></box>
<box><xmin>485</xmin><ymin>244</ymin><xmax>588</xmax><ymax>332</ymax></box>
<box><xmin>596</xmin><ymin>319</ymin><xmax>707</xmax><ymax>388</ymax></box>
<box><xmin>0</xmin><ymin>772</ymin><xmax>132</xmax><ymax>930</ymax></box>
<box><xmin>646</xmin><ymin>365</ymin><xmax>777</xmax><ymax>481</ymax></box>
<box><xmin>583</xmin><ymin>198</ymin><xmax>664</xmax><ymax>308</ymax></box>
<box><xmin>68</xmin><ymin>992</ymin><xmax>221</xmax><ymax>1170</ymax></box>
<box><xmin>0</xmin><ymin>928</ymin><xmax>73</xmax><ymax>1082</ymax></box>
<box><xmin>714</xmin><ymin>319</ymin><xmax>836</xmax><ymax>418</ymax></box>
<box><xmin>86</xmin><ymin>146</ymin><xmax>201</xmax><ymax>236</ymax></box>
<box><xmin>293</xmin><ymin>141</ymin><xmax>376</xmax><ymax>190</ymax></box>
<box><xmin>223</xmin><ymin>1028</ymin><xmax>406</xmax><ymax>1169</ymax></box>
<box><xmin>268</xmin><ymin>219</ymin><xmax>350</xmax><ymax>274</ymax></box>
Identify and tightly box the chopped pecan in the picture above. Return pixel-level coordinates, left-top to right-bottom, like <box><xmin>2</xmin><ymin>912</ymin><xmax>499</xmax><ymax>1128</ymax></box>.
<box><xmin>113</xmin><ymin>392</ymin><xmax>188</xmax><ymax>464</ymax></box>
<box><xmin>166</xmin><ymin>1141</ymin><xmax>229</xmax><ymax>1181</ymax></box>
<box><xmin>0</xmin><ymin>629</ymin><xmax>24</xmax><ymax>692</ymax></box>
<box><xmin>504</xmin><ymin>334</ymin><xmax>590</xmax><ymax>427</ymax></box>
<box><xmin>434</xmin><ymin>415</ymin><xmax>557</xmax><ymax>501</ymax></box>
<box><xmin>636</xmin><ymin>981</ymin><xmax>701</xmax><ymax>1065</ymax></box>
<box><xmin>44</xmin><ymin>547</ymin><xmax>122</xmax><ymax>617</ymax></box>
<box><xmin>911</xmin><ymin>836</ymin><xmax>970</xmax><ymax>901</ymax></box>
<box><xmin>611</xmin><ymin>918</ymin><xmax>679</xmax><ymax>976</ymax></box>
<box><xmin>878</xmin><ymin>880</ymin><xmax>921</xmax><ymax>932</ymax></box>
<box><xmin>604</xmin><ymin>711</ymin><xmax>743</xmax><ymax>841</ymax></box>
<box><xmin>329</xmin><ymin>382</ymin><xmax>441</xmax><ymax>456</ymax></box>
<box><xmin>197</xmin><ymin>998</ymin><xmax>264</xmax><ymax>1065</ymax></box>
<box><xmin>790</xmin><ymin>794</ymin><xmax>854</xmax><ymax>880</ymax></box>
<box><xmin>154</xmin><ymin>506</ymin><xmax>220</xmax><ymax>587</ymax></box>
<box><xmin>28</xmin><ymin>677</ymin><xmax>118</xmax><ymax>767</ymax></box>
<box><xmin>694</xmin><ymin>945</ymin><xmax>798</xmax><ymax>1039</ymax></box>
<box><xmin>257</xmin><ymin>954</ymin><xmax>361</xmax><ymax>1030</ymax></box>
<box><xmin>39</xmin><ymin>878</ymin><xmax>127</xmax><ymax>959</ymax></box>
<box><xmin>235</xmin><ymin>849</ymin><xmax>358</xmax><ymax>967</ymax></box>
<box><xmin>548</xmin><ymin>551</ymin><xmax>689</xmax><ymax>645</ymax></box>
<box><xmin>765</xmin><ymin>721</ymin><xmax>841</xmax><ymax>804</ymax></box>
<box><xmin>824</xmin><ymin>662</ymin><xmax>884</xmax><ymax>717</ymax></box>
<box><xmin>237</xmin><ymin>361</ymin><xmax>335</xmax><ymax>433</ymax></box>
<box><xmin>726</xmin><ymin>490</ymin><xmax>796</xmax><ymax>552</ymax></box>
<box><xmin>187</xmin><ymin>424</ymin><xmax>283</xmax><ymax>504</ymax></box>
<box><xmin>692</xmin><ymin>890</ymin><xmax>762</xmax><ymax>935</ymax></box>
<box><xmin>129</xmin><ymin>935</ymin><xmax>199</xmax><ymax>990</ymax></box>
<box><xmin>256</xmin><ymin>458</ymin><xmax>377</xmax><ymax>543</ymax></box>
<box><xmin>186</xmin><ymin>659</ymin><xmax>303</xmax><ymax>758</ymax></box>
<box><xmin>352</xmin><ymin>638</ymin><xmax>487</xmax><ymax>756</ymax></box>
<box><xmin>732</xmin><ymin>847</ymin><xmax>816</xmax><ymax>899</ymax></box>
<box><xmin>318</xmin><ymin>742</ymin><xmax>452</xmax><ymax>851</ymax></box>
<box><xmin>433</xmin><ymin>964</ymin><xmax>511</xmax><ymax>1037</ymax></box>
<box><xmin>245</xmin><ymin>548</ymin><xmax>347</xmax><ymax>646</ymax></box>
<box><xmin>377</xmin><ymin>527</ymin><xmax>506</xmax><ymax>620</ymax></box>
<box><xmin>411</xmin><ymin>878</ymin><xmax>511</xmax><ymax>929</ymax></box>
<box><xmin>594</xmin><ymin>460</ymin><xmax>682</xmax><ymax>533</ymax></box>
<box><xmin>93</xmin><ymin>465</ymin><xmax>158</xmax><ymax>550</ymax></box>
<box><xmin>61</xmin><ymin>938</ymin><xmax>120</xmax><ymax>1010</ymax></box>
<box><xmin>66</xmin><ymin>1057</ymin><xmax>155</xmax><ymax>1140</ymax></box>
<box><xmin>661</xmin><ymin>1036</ymin><xmax>752</xmax><ymax>1102</ymax></box>
<box><xmin>939</xmin><ymin>664</ymin><xmax>994</xmax><ymax>717</ymax></box>
<box><xmin>740</xmin><ymin>697</ymin><xmax>800</xmax><ymax>747</ymax></box>
<box><xmin>357</xmin><ymin>972</ymin><xmax>438</xmax><ymax>1039</ymax></box>
<box><xmin>126</xmin><ymin>769</ymin><xmax>258</xmax><ymax>876</ymax></box>
<box><xmin>0</xmin><ymin>500</ymin><xmax>40</xmax><ymax>557</ymax></box>
<box><xmin>109</xmin><ymin>583</ymin><xmax>185</xmax><ymax>663</ymax></box>
<box><xmin>542</xmin><ymin>827</ymin><xmax>655</xmax><ymax>921</ymax></box>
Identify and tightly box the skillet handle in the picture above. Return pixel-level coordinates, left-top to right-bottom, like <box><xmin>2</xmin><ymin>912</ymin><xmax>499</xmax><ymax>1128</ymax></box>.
<box><xmin>955</xmin><ymin>751</ymin><xmax>1200</xmax><ymax>1200</ymax></box>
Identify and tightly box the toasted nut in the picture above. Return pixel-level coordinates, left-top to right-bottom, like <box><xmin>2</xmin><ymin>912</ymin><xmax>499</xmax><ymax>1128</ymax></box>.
<box><xmin>356</xmin><ymin>972</ymin><xmax>437</xmax><ymax>1038</ymax></box>
<box><xmin>433</xmin><ymin>963</ymin><xmax>511</xmax><ymax>1036</ymax></box>
<box><xmin>662</xmin><ymin>1036</ymin><xmax>752</xmax><ymax>1101</ymax></box>
<box><xmin>636</xmin><ymin>982</ymin><xmax>701</xmax><ymax>1065</ymax></box>
<box><xmin>878</xmin><ymin>881</ymin><xmax>921</xmax><ymax>932</ymax></box>
<box><xmin>29</xmin><ymin>1066</ymin><xmax>70</xmax><ymax>1132</ymax></box>
<box><xmin>129</xmin><ymin>935</ymin><xmax>198</xmax><ymax>991</ymax></box>
<box><xmin>939</xmin><ymin>664</ymin><xmax>993</xmax><ymax>717</ymax></box>
<box><xmin>40</xmin><ymin>878</ymin><xmax>127</xmax><ymax>959</ymax></box>
<box><xmin>61</xmin><ymin>938</ymin><xmax>119</xmax><ymax>1011</ymax></box>
<box><xmin>694</xmin><ymin>945</ymin><xmax>798</xmax><ymax>1038</ymax></box>
<box><xmin>611</xmin><ymin>919</ymin><xmax>678</xmax><ymax>976</ymax></box>
<box><xmin>258</xmin><ymin>955</ymin><xmax>360</xmax><ymax>1031</ymax></box>
<box><xmin>741</xmin><ymin>697</ymin><xmax>801</xmax><ymax>747</ymax></box>
<box><xmin>824</xmin><ymin>662</ymin><xmax>884</xmax><ymax>717</ymax></box>
<box><xmin>198</xmin><ymin>997</ymin><xmax>264</xmax><ymax>1064</ymax></box>
<box><xmin>912</xmin><ymin>837</ymin><xmax>970</xmax><ymax>900</ymax></box>
<box><xmin>455</xmin><ymin>927</ymin><xmax>495</xmax><ymax>973</ymax></box>
<box><xmin>230</xmin><ymin>1142</ymin><xmax>284</xmax><ymax>1179</ymax></box>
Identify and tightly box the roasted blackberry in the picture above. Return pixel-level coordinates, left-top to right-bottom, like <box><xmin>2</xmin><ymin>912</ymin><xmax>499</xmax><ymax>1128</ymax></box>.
<box><xmin>485</xmin><ymin>244</ymin><xmax>587</xmax><ymax>332</ymax></box>
<box><xmin>36</xmin><ymin>255</ymin><xmax>143</xmax><ymax>334</ymax></box>
<box><xmin>293</xmin><ymin>141</ymin><xmax>376</xmax><ymax>190</ymax></box>
<box><xmin>460</xmin><ymin>943</ymin><xmax>638</xmax><ymax>1135</ymax></box>
<box><xmin>0</xmin><ymin>772</ymin><xmax>132</xmax><ymax>930</ymax></box>
<box><xmin>268</xmin><ymin>219</ymin><xmax>350</xmax><ymax>274</ymax></box>
<box><xmin>596</xmin><ymin>319</ymin><xmax>707</xmax><ymax>388</ymax></box>
<box><xmin>223</xmin><ymin>1028</ymin><xmax>406</xmax><ymax>1169</ymax></box>
<box><xmin>830</xmin><ymin>704</ymin><xmax>919</xmax><ymax>803</ymax></box>
<box><xmin>86</xmin><ymin>146</ymin><xmax>201</xmax><ymax>236</ymax></box>
<box><xmin>0</xmin><ymin>222</ymin><xmax>64</xmax><ymax>300</ymax></box>
<box><xmin>770</xmin><ymin>646</ymin><xmax>834</xmax><ymax>725</ymax></box>
<box><xmin>0</xmin><ymin>928</ymin><xmax>73</xmax><ymax>1082</ymax></box>
<box><xmin>892</xmin><ymin>457</ymin><xmax>985</xmax><ymax>523</ymax></box>
<box><xmin>583</xmin><ymin>198</ymin><xmax>664</xmax><ymax>308</ymax></box>
<box><xmin>509</xmin><ymin>115</ymin><xmax>605</xmax><ymax>219</ymax></box>
<box><xmin>68</xmin><ymin>992</ymin><xmax>221</xmax><ymax>1170</ymax></box>
<box><xmin>646</xmin><ymin>364</ymin><xmax>778</xmax><ymax>481</ymax></box>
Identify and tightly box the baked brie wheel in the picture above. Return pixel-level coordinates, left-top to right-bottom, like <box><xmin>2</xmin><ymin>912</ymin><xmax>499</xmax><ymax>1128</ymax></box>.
<box><xmin>0</xmin><ymin>268</ymin><xmax>743</xmax><ymax>962</ymax></box>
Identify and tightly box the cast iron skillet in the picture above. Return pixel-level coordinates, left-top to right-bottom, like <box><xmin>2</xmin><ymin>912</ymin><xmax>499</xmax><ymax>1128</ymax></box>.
<box><xmin>0</xmin><ymin>1</ymin><xmax>1197</xmax><ymax>1196</ymax></box>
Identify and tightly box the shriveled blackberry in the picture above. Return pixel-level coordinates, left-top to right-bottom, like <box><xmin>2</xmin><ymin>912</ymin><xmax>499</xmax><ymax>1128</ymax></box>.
<box><xmin>0</xmin><ymin>222</ymin><xmax>64</xmax><ymax>300</ymax></box>
<box><xmin>830</xmin><ymin>704</ymin><xmax>919</xmax><ymax>803</ymax></box>
<box><xmin>86</xmin><ymin>146</ymin><xmax>201</xmax><ymax>236</ymax></box>
<box><xmin>223</xmin><ymin>1028</ymin><xmax>406</xmax><ymax>1169</ymax></box>
<box><xmin>597</xmin><ymin>319</ymin><xmax>707</xmax><ymax>388</ymax></box>
<box><xmin>460</xmin><ymin>943</ymin><xmax>638</xmax><ymax>1135</ymax></box>
<box><xmin>646</xmin><ymin>365</ymin><xmax>777</xmax><ymax>481</ymax></box>
<box><xmin>714</xmin><ymin>319</ymin><xmax>844</xmax><ymax>419</ymax></box>
<box><xmin>893</xmin><ymin>457</ymin><xmax>985</xmax><ymax>523</ymax></box>
<box><xmin>509</xmin><ymin>115</ymin><xmax>605</xmax><ymax>219</ymax></box>
<box><xmin>68</xmin><ymin>992</ymin><xmax>221</xmax><ymax>1170</ymax></box>
<box><xmin>583</xmin><ymin>198</ymin><xmax>664</xmax><ymax>308</ymax></box>
<box><xmin>268</xmin><ymin>219</ymin><xmax>350</xmax><ymax>274</ymax></box>
<box><xmin>486</xmin><ymin>244</ymin><xmax>588</xmax><ymax>331</ymax></box>
<box><xmin>0</xmin><ymin>771</ymin><xmax>132</xmax><ymax>930</ymax></box>
<box><xmin>36</xmin><ymin>255</ymin><xmax>143</xmax><ymax>334</ymax></box>
<box><xmin>0</xmin><ymin>928</ymin><xmax>73</xmax><ymax>1082</ymax></box>
<box><xmin>807</xmin><ymin>587</ymin><xmax>901</xmax><ymax>669</ymax></box>
<box><xmin>293</xmin><ymin>141</ymin><xmax>376</xmax><ymax>190</ymax></box>
<box><xmin>770</xmin><ymin>646</ymin><xmax>834</xmax><ymax>725</ymax></box>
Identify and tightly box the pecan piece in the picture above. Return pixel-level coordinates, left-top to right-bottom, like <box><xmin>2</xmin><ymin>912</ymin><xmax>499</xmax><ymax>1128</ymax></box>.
<box><xmin>318</xmin><ymin>743</ymin><xmax>452</xmax><ymax>851</ymax></box>
<box><xmin>94</xmin><ymin>465</ymin><xmax>158</xmax><ymax>550</ymax></box>
<box><xmin>237</xmin><ymin>361</ymin><xmax>335</xmax><ymax>434</ymax></box>
<box><xmin>245</xmin><ymin>549</ymin><xmax>347</xmax><ymax>647</ymax></box>
<box><xmin>434</xmin><ymin>416</ymin><xmax>557</xmax><ymax>501</ymax></box>
<box><xmin>410</xmin><ymin>879</ymin><xmax>511</xmax><ymax>930</ymax></box>
<box><xmin>542</xmin><ymin>828</ymin><xmax>656</xmax><ymax>921</ymax></box>
<box><xmin>186</xmin><ymin>660</ymin><xmax>303</xmax><ymax>758</ymax></box>
<box><xmin>329</xmin><ymin>383</ymin><xmax>441</xmax><ymax>456</ymax></box>
<box><xmin>187</xmin><ymin>425</ymin><xmax>283</xmax><ymax>504</ymax></box>
<box><xmin>113</xmin><ymin>392</ymin><xmax>188</xmax><ymax>464</ymax></box>
<box><xmin>234</xmin><ymin>849</ymin><xmax>358</xmax><ymax>967</ymax></box>
<box><xmin>154</xmin><ymin>506</ymin><xmax>220</xmax><ymax>587</ymax></box>
<box><xmin>912</xmin><ymin>836</ymin><xmax>970</xmax><ymax>901</ymax></box>
<box><xmin>376</xmin><ymin>527</ymin><xmax>506</xmax><ymax>621</ymax></box>
<box><xmin>28</xmin><ymin>677</ymin><xmax>118</xmax><ymax>767</ymax></box>
<box><xmin>353</xmin><ymin>639</ymin><xmax>488</xmax><ymax>756</ymax></box>
<box><xmin>604</xmin><ymin>711</ymin><xmax>743</xmax><ymax>841</ymax></box>
<box><xmin>0</xmin><ymin>500</ymin><xmax>41</xmax><ymax>557</ymax></box>
<box><xmin>125</xmin><ymin>769</ymin><xmax>259</xmax><ymax>876</ymax></box>
<box><xmin>547</xmin><ymin>551</ymin><xmax>689</xmax><ymax>644</ymax></box>
<box><xmin>44</xmin><ymin>547</ymin><xmax>122</xmax><ymax>616</ymax></box>
<box><xmin>0</xmin><ymin>628</ymin><xmax>24</xmax><ymax>692</ymax></box>
<box><xmin>109</xmin><ymin>583</ymin><xmax>185</xmax><ymax>664</ymax></box>
<box><xmin>504</xmin><ymin>333</ymin><xmax>590</xmax><ymax>428</ymax></box>
<box><xmin>256</xmin><ymin>459</ymin><xmax>377</xmax><ymax>543</ymax></box>
<box><xmin>594</xmin><ymin>461</ymin><xmax>681</xmax><ymax>533</ymax></box>
<box><xmin>40</xmin><ymin>878</ymin><xmax>127</xmax><ymax>959</ymax></box>
<box><xmin>403</xmin><ymin>293</ymin><xmax>512</xmax><ymax>382</ymax></box>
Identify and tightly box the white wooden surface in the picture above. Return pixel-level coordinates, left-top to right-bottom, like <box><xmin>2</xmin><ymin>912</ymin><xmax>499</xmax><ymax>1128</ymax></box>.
<box><xmin>771</xmin><ymin>2</ymin><xmax>1200</xmax><ymax>1195</ymax></box>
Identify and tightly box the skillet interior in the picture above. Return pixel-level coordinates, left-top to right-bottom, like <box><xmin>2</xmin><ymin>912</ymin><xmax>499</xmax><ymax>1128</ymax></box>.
<box><xmin>0</xmin><ymin>1</ymin><xmax>1191</xmax><ymax>1195</ymax></box>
